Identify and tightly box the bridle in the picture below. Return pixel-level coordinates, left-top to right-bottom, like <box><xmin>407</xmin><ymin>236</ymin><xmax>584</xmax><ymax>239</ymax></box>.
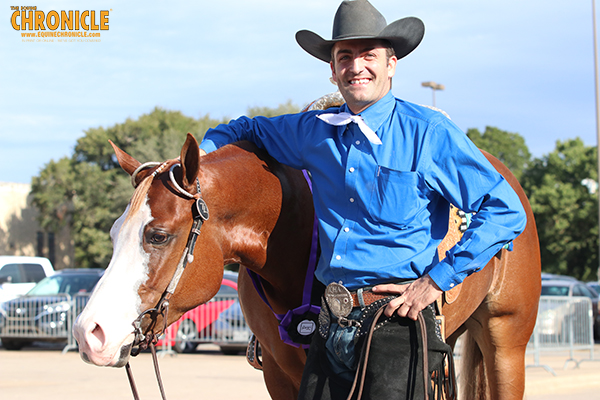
<box><xmin>124</xmin><ymin>160</ymin><xmax>209</xmax><ymax>400</ymax></box>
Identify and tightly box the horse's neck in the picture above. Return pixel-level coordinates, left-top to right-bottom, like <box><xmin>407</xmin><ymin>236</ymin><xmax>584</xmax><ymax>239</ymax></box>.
<box><xmin>202</xmin><ymin>144</ymin><xmax>311</xmax><ymax>311</ymax></box>
<box><xmin>260</xmin><ymin>166</ymin><xmax>314</xmax><ymax>313</ymax></box>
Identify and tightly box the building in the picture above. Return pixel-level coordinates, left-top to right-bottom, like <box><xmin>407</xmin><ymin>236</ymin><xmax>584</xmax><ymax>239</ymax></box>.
<box><xmin>0</xmin><ymin>182</ymin><xmax>73</xmax><ymax>270</ymax></box>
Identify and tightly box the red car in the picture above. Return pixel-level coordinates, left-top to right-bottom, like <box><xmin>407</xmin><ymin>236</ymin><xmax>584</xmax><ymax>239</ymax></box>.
<box><xmin>157</xmin><ymin>277</ymin><xmax>237</xmax><ymax>353</ymax></box>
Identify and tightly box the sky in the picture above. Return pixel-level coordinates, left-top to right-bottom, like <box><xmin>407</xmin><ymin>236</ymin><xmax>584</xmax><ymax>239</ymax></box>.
<box><xmin>1</xmin><ymin>0</ymin><xmax>599</xmax><ymax>184</ymax></box>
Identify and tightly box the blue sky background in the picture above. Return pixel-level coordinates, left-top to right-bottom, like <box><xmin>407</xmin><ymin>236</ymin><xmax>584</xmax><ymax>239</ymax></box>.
<box><xmin>1</xmin><ymin>0</ymin><xmax>598</xmax><ymax>183</ymax></box>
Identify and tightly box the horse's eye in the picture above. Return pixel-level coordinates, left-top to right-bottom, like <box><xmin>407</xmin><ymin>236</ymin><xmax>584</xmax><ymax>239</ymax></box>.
<box><xmin>149</xmin><ymin>232</ymin><xmax>169</xmax><ymax>245</ymax></box>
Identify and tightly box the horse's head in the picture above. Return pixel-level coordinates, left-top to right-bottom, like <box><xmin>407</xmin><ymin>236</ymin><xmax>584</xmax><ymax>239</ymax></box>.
<box><xmin>73</xmin><ymin>134</ymin><xmax>225</xmax><ymax>367</ymax></box>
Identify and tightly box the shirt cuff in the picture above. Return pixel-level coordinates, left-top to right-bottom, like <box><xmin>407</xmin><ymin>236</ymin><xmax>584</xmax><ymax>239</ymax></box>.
<box><xmin>427</xmin><ymin>260</ymin><xmax>467</xmax><ymax>292</ymax></box>
<box><xmin>199</xmin><ymin>139</ymin><xmax>218</xmax><ymax>154</ymax></box>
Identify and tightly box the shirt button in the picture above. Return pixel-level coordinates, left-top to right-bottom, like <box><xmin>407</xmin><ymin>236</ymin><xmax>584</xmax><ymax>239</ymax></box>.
<box><xmin>355</xmin><ymin>140</ymin><xmax>361</xmax><ymax>145</ymax></box>
<box><xmin>449</xmin><ymin>283</ymin><xmax>455</xmax><ymax>288</ymax></box>
<box><xmin>335</xmin><ymin>255</ymin><xmax>341</xmax><ymax>260</ymax></box>
<box><xmin>349</xmin><ymin>167</ymin><xmax>355</xmax><ymax>173</ymax></box>
<box><xmin>344</xmin><ymin>227</ymin><xmax>350</xmax><ymax>232</ymax></box>
<box><xmin>349</xmin><ymin>198</ymin><xmax>355</xmax><ymax>203</ymax></box>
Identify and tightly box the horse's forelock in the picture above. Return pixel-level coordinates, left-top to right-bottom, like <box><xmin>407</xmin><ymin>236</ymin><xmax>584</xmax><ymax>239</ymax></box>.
<box><xmin>125</xmin><ymin>159</ymin><xmax>179</xmax><ymax>222</ymax></box>
<box><xmin>126</xmin><ymin>176</ymin><xmax>154</xmax><ymax>222</ymax></box>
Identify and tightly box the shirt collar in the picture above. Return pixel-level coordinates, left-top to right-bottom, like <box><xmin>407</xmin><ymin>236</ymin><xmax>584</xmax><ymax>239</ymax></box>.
<box><xmin>339</xmin><ymin>91</ymin><xmax>395</xmax><ymax>134</ymax></box>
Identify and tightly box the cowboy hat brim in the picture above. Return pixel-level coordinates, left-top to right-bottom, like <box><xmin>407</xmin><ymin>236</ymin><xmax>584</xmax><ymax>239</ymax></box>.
<box><xmin>296</xmin><ymin>17</ymin><xmax>425</xmax><ymax>63</ymax></box>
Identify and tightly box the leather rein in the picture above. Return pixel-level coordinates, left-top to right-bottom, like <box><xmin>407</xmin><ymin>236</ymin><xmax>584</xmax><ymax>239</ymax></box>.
<box><xmin>125</xmin><ymin>160</ymin><xmax>209</xmax><ymax>400</ymax></box>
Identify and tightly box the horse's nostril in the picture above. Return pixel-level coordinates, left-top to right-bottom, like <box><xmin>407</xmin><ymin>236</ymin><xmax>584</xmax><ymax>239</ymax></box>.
<box><xmin>91</xmin><ymin>323</ymin><xmax>106</xmax><ymax>347</ymax></box>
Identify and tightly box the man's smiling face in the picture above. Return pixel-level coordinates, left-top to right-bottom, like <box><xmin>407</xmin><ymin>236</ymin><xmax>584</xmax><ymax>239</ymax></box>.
<box><xmin>330</xmin><ymin>39</ymin><xmax>397</xmax><ymax>114</ymax></box>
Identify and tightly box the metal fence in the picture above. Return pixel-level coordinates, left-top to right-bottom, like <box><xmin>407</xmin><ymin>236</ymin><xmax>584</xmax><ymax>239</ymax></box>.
<box><xmin>0</xmin><ymin>293</ymin><xmax>251</xmax><ymax>354</ymax></box>
<box><xmin>0</xmin><ymin>293</ymin><xmax>89</xmax><ymax>352</ymax></box>
<box><xmin>527</xmin><ymin>295</ymin><xmax>596</xmax><ymax>374</ymax></box>
<box><xmin>157</xmin><ymin>293</ymin><xmax>252</xmax><ymax>355</ymax></box>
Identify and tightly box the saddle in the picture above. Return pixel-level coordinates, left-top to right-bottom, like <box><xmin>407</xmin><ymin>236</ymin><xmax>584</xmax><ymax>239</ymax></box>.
<box><xmin>438</xmin><ymin>205</ymin><xmax>468</xmax><ymax>305</ymax></box>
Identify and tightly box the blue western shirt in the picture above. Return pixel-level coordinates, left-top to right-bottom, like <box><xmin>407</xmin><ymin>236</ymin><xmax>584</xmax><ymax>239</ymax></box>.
<box><xmin>200</xmin><ymin>91</ymin><xmax>526</xmax><ymax>291</ymax></box>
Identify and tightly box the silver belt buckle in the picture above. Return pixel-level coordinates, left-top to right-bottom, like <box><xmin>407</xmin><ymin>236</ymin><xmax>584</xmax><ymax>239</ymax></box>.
<box><xmin>325</xmin><ymin>282</ymin><xmax>353</xmax><ymax>319</ymax></box>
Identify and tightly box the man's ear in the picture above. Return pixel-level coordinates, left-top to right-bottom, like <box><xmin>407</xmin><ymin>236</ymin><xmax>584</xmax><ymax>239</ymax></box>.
<box><xmin>387</xmin><ymin>55</ymin><xmax>398</xmax><ymax>79</ymax></box>
<box><xmin>330</xmin><ymin>61</ymin><xmax>336</xmax><ymax>82</ymax></box>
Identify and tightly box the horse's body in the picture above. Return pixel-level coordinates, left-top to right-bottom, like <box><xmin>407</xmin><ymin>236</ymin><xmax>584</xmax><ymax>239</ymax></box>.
<box><xmin>73</xmin><ymin>134</ymin><xmax>541</xmax><ymax>400</ymax></box>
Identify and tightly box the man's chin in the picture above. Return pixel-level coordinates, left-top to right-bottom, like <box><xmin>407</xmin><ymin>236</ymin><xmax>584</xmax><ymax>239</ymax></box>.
<box><xmin>344</xmin><ymin>88</ymin><xmax>391</xmax><ymax>113</ymax></box>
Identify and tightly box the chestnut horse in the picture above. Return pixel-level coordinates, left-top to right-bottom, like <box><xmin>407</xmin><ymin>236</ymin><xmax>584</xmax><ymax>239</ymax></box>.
<box><xmin>73</xmin><ymin>133</ymin><xmax>541</xmax><ymax>400</ymax></box>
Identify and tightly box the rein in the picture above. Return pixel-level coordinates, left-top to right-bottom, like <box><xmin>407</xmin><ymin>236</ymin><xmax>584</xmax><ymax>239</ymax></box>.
<box><xmin>125</xmin><ymin>161</ymin><xmax>209</xmax><ymax>400</ymax></box>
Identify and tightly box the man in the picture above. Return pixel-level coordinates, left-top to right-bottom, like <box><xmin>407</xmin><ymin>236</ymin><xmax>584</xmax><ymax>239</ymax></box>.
<box><xmin>200</xmin><ymin>1</ymin><xmax>526</xmax><ymax>398</ymax></box>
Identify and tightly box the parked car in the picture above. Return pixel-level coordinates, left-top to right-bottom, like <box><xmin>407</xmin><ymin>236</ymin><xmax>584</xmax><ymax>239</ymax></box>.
<box><xmin>540</xmin><ymin>272</ymin><xmax>577</xmax><ymax>281</ymax></box>
<box><xmin>587</xmin><ymin>282</ymin><xmax>600</xmax><ymax>299</ymax></box>
<box><xmin>212</xmin><ymin>298</ymin><xmax>252</xmax><ymax>355</ymax></box>
<box><xmin>210</xmin><ymin>269</ymin><xmax>252</xmax><ymax>354</ymax></box>
<box><xmin>158</xmin><ymin>276</ymin><xmax>239</xmax><ymax>353</ymax></box>
<box><xmin>0</xmin><ymin>256</ymin><xmax>55</xmax><ymax>304</ymax></box>
<box><xmin>222</xmin><ymin>270</ymin><xmax>239</xmax><ymax>284</ymax></box>
<box><xmin>538</xmin><ymin>279</ymin><xmax>600</xmax><ymax>340</ymax></box>
<box><xmin>0</xmin><ymin>268</ymin><xmax>104</xmax><ymax>350</ymax></box>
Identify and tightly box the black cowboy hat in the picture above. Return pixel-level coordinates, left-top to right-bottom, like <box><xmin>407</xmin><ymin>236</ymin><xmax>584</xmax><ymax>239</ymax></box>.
<box><xmin>296</xmin><ymin>0</ymin><xmax>424</xmax><ymax>63</ymax></box>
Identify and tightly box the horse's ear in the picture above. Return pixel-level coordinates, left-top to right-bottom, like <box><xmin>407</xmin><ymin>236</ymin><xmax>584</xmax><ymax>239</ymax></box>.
<box><xmin>109</xmin><ymin>140</ymin><xmax>141</xmax><ymax>177</ymax></box>
<box><xmin>180</xmin><ymin>133</ymin><xmax>201</xmax><ymax>190</ymax></box>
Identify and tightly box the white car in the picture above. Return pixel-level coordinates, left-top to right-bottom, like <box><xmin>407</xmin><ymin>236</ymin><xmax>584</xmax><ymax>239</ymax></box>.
<box><xmin>538</xmin><ymin>279</ymin><xmax>600</xmax><ymax>340</ymax></box>
<box><xmin>0</xmin><ymin>256</ymin><xmax>55</xmax><ymax>304</ymax></box>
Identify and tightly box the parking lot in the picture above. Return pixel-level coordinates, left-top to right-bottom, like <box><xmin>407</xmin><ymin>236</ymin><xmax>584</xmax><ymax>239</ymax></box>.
<box><xmin>1</xmin><ymin>343</ymin><xmax>600</xmax><ymax>400</ymax></box>
<box><xmin>0</xmin><ymin>343</ymin><xmax>270</xmax><ymax>400</ymax></box>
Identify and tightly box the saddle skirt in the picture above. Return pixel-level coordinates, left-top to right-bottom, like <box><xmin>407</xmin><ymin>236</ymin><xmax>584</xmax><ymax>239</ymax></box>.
<box><xmin>437</xmin><ymin>205</ymin><xmax>468</xmax><ymax>304</ymax></box>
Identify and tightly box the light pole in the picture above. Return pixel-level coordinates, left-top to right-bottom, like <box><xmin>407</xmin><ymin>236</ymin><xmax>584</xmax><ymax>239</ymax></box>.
<box><xmin>421</xmin><ymin>81</ymin><xmax>445</xmax><ymax>108</ymax></box>
<box><xmin>593</xmin><ymin>0</ymin><xmax>600</xmax><ymax>280</ymax></box>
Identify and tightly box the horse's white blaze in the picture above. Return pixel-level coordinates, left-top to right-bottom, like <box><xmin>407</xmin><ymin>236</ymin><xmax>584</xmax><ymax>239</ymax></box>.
<box><xmin>73</xmin><ymin>200</ymin><xmax>153</xmax><ymax>367</ymax></box>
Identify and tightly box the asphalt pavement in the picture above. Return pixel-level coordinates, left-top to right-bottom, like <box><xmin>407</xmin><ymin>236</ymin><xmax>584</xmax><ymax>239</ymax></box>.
<box><xmin>1</xmin><ymin>343</ymin><xmax>599</xmax><ymax>399</ymax></box>
<box><xmin>523</xmin><ymin>345</ymin><xmax>600</xmax><ymax>400</ymax></box>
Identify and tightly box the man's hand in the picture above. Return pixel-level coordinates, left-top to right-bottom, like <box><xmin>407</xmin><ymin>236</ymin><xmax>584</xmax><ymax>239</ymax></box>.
<box><xmin>199</xmin><ymin>148</ymin><xmax>207</xmax><ymax>156</ymax></box>
<box><xmin>372</xmin><ymin>275</ymin><xmax>442</xmax><ymax>321</ymax></box>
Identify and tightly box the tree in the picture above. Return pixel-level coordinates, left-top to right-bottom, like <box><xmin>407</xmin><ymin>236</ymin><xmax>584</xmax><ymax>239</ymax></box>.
<box><xmin>467</xmin><ymin>126</ymin><xmax>531</xmax><ymax>181</ymax></box>
<box><xmin>521</xmin><ymin>138</ymin><xmax>598</xmax><ymax>281</ymax></box>
<box><xmin>31</xmin><ymin>108</ymin><xmax>227</xmax><ymax>269</ymax></box>
<box><xmin>247</xmin><ymin>100</ymin><xmax>300</xmax><ymax>118</ymax></box>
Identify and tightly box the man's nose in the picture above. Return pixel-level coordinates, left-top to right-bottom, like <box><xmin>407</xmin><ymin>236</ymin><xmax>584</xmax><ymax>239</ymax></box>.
<box><xmin>349</xmin><ymin>57</ymin><xmax>365</xmax><ymax>73</ymax></box>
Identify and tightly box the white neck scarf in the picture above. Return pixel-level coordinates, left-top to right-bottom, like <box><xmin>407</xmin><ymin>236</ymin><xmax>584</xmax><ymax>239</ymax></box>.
<box><xmin>317</xmin><ymin>112</ymin><xmax>382</xmax><ymax>145</ymax></box>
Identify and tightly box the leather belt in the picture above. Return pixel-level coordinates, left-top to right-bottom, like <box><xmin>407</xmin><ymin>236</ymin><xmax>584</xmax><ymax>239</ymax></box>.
<box><xmin>325</xmin><ymin>282</ymin><xmax>409</xmax><ymax>319</ymax></box>
<box><xmin>351</xmin><ymin>290</ymin><xmax>390</xmax><ymax>308</ymax></box>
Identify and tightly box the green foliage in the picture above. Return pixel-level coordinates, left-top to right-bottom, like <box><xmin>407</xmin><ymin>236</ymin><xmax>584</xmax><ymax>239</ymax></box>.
<box><xmin>247</xmin><ymin>100</ymin><xmax>300</xmax><ymax>118</ymax></box>
<box><xmin>31</xmin><ymin>107</ymin><xmax>227</xmax><ymax>269</ymax></box>
<box><xmin>467</xmin><ymin>126</ymin><xmax>531</xmax><ymax>180</ymax></box>
<box><xmin>74</xmin><ymin>107</ymin><xmax>223</xmax><ymax>169</ymax></box>
<box><xmin>31</xmin><ymin>158</ymin><xmax>78</xmax><ymax>232</ymax></box>
<box><xmin>521</xmin><ymin>138</ymin><xmax>598</xmax><ymax>281</ymax></box>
